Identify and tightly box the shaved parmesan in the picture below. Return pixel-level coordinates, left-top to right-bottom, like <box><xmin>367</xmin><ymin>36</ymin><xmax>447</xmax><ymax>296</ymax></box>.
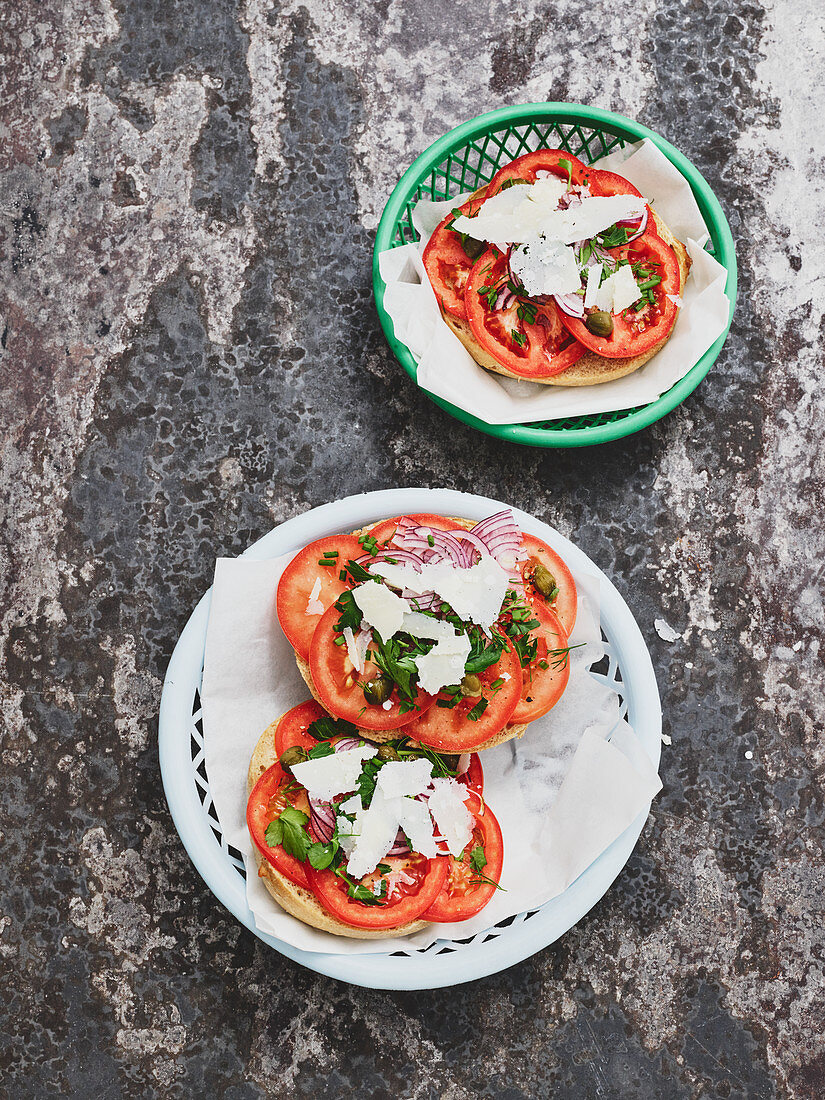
<box><xmin>594</xmin><ymin>263</ymin><xmax>641</xmax><ymax>314</ymax></box>
<box><xmin>353</xmin><ymin>580</ymin><xmax>409</xmax><ymax>641</ymax></box>
<box><xmin>370</xmin><ymin>556</ymin><xmax>509</xmax><ymax>630</ymax></box>
<box><xmin>305</xmin><ymin>576</ymin><xmax>324</xmax><ymax>616</ymax></box>
<box><xmin>395</xmin><ymin>797</ymin><xmax>438</xmax><ymax>858</ymax></box>
<box><xmin>509</xmin><ymin>236</ymin><xmax>581</xmax><ymax>297</ymax></box>
<box><xmin>375</xmin><ymin>758</ymin><xmax>434</xmax><ymax>800</ymax></box>
<box><xmin>428</xmin><ymin>779</ymin><xmax>474</xmax><ymax>857</ymax></box>
<box><xmin>344</xmin><ymin>789</ymin><xmax>400</xmax><ymax>879</ymax></box>
<box><xmin>290</xmin><ymin>745</ymin><xmax>376</xmax><ymax>801</ymax></box>
<box><xmin>413</xmin><ymin>631</ymin><xmax>471</xmax><ymax>696</ymax></box>
<box><xmin>430</xmin><ymin>555</ymin><xmax>510</xmax><ymax>628</ymax></box>
<box><xmin>401</xmin><ymin>611</ymin><xmax>458</xmax><ymax>641</ymax></box>
<box><xmin>452</xmin><ymin>184</ymin><xmax>646</xmax><ymax>247</ymax></box>
<box><xmin>342</xmin><ymin>626</ymin><xmax>362</xmax><ymax>672</ymax></box>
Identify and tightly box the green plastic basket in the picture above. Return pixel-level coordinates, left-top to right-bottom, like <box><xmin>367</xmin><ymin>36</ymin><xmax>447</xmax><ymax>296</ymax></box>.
<box><xmin>372</xmin><ymin>103</ymin><xmax>737</xmax><ymax>448</ymax></box>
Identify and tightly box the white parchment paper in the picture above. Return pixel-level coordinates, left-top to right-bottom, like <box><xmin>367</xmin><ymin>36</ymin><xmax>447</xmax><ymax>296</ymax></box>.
<box><xmin>378</xmin><ymin>139</ymin><xmax>732</xmax><ymax>424</ymax></box>
<box><xmin>201</xmin><ymin>551</ymin><xmax>662</xmax><ymax>955</ymax></box>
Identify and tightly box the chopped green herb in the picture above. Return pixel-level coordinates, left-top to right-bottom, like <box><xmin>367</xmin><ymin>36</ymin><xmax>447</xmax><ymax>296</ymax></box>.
<box><xmin>265</xmin><ymin>805</ymin><xmax>311</xmax><ymax>861</ymax></box>
<box><xmin>307</xmin><ymin>715</ymin><xmax>359</xmax><ymax>742</ymax></box>
<box><xmin>358</xmin><ymin>533</ymin><xmax>379</xmax><ymax>556</ymax></box>
<box><xmin>466</xmin><ymin>698</ymin><xmax>488</xmax><ymax>722</ymax></box>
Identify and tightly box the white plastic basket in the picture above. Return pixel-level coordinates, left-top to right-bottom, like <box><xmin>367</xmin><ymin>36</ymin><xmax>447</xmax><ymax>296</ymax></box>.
<box><xmin>159</xmin><ymin>489</ymin><xmax>661</xmax><ymax>989</ymax></box>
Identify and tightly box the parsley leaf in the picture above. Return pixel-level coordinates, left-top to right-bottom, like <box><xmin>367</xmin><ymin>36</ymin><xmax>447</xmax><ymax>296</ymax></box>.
<box><xmin>306</xmin><ymin>741</ymin><xmax>335</xmax><ymax>760</ymax></box>
<box><xmin>464</xmin><ymin>631</ymin><xmax>505</xmax><ymax>675</ymax></box>
<box><xmin>268</xmin><ymin>806</ymin><xmax>312</xmax><ymax>861</ymax></box>
<box><xmin>307</xmin><ymin>714</ymin><xmax>359</xmax><ymax>742</ymax></box>
<box><xmin>356</xmin><ymin>755</ymin><xmax>385</xmax><ymax>807</ymax></box>
<box><xmin>469</xmin><ymin>844</ymin><xmax>487</xmax><ymax>873</ymax></box>
<box><xmin>333</xmin><ymin>864</ymin><xmax>386</xmax><ymax>906</ymax></box>
<box><xmin>308</xmin><ymin>840</ymin><xmax>338</xmax><ymax>870</ymax></box>
<box><xmin>333</xmin><ymin>588</ymin><xmax>362</xmax><ymax>633</ymax></box>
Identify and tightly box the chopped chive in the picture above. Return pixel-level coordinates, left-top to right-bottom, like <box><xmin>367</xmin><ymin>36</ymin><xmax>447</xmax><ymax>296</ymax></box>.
<box><xmin>467</xmin><ymin>698</ymin><xmax>488</xmax><ymax>722</ymax></box>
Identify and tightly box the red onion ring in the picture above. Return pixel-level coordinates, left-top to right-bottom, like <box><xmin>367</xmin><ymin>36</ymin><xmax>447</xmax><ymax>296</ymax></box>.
<box><xmin>623</xmin><ymin>206</ymin><xmax>649</xmax><ymax>243</ymax></box>
<box><xmin>552</xmin><ymin>292</ymin><xmax>585</xmax><ymax>318</ymax></box>
<box><xmin>309</xmin><ymin>799</ymin><xmax>336</xmax><ymax>843</ymax></box>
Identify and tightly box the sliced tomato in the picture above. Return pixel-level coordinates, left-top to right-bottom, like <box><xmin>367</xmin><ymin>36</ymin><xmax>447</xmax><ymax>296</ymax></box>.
<box><xmin>486</xmin><ymin>149</ymin><xmax>588</xmax><ymax>194</ymax></box>
<box><xmin>422</xmin><ymin>189</ymin><xmax>489</xmax><ymax>321</ymax></box>
<box><xmin>367</xmin><ymin>513</ymin><xmax>460</xmax><ymax>547</ymax></box>
<box><xmin>558</xmin><ymin>231</ymin><xmax>681</xmax><ymax>359</ymax></box>
<box><xmin>276</xmin><ymin>534</ymin><xmax>365</xmax><ymax>660</ymax></box>
<box><xmin>407</xmin><ymin>638</ymin><xmax>522</xmax><ymax>751</ymax></box>
<box><xmin>466</xmin><ymin>247</ymin><xmax>585</xmax><ymax>378</ymax></box>
<box><xmin>510</xmin><ymin>600</ymin><xmax>570</xmax><ymax>724</ymax></box>
<box><xmin>519</xmin><ymin>532</ymin><xmax>578</xmax><ymax>634</ymax></box>
<box><xmin>307</xmin><ymin>854</ymin><xmax>449</xmax><ymax>929</ymax></box>
<box><xmin>273</xmin><ymin>700</ymin><xmax>329</xmax><ymax>756</ymax></box>
<box><xmin>584</xmin><ymin>167</ymin><xmax>643</xmax><ymax>198</ymax></box>
<box><xmin>458</xmin><ymin>753</ymin><xmax>484</xmax><ymax>794</ymax></box>
<box><xmin>423</xmin><ymin>802</ymin><xmax>504</xmax><ymax>923</ymax></box>
<box><xmin>247</xmin><ymin>762</ymin><xmax>311</xmax><ymax>889</ymax></box>
<box><xmin>309</xmin><ymin>603</ymin><xmax>435</xmax><ymax>731</ymax></box>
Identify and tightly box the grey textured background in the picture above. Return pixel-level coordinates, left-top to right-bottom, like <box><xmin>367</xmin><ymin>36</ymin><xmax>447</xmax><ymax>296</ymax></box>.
<box><xmin>1</xmin><ymin>0</ymin><xmax>823</xmax><ymax>1096</ymax></box>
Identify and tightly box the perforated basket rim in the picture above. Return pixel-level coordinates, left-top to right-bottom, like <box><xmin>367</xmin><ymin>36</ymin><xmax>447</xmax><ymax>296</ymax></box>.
<box><xmin>372</xmin><ymin>102</ymin><xmax>738</xmax><ymax>449</ymax></box>
<box><xmin>159</xmin><ymin>489</ymin><xmax>662</xmax><ymax>989</ymax></box>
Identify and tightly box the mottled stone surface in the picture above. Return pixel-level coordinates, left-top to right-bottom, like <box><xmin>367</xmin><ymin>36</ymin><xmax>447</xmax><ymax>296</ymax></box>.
<box><xmin>1</xmin><ymin>0</ymin><xmax>823</xmax><ymax>1095</ymax></box>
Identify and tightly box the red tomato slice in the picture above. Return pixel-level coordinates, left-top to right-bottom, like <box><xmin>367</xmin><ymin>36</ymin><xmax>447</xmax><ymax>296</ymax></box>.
<box><xmin>309</xmin><ymin>604</ymin><xmax>435</xmax><ymax>731</ymax></box>
<box><xmin>407</xmin><ymin>638</ymin><xmax>522</xmax><ymax>751</ymax></box>
<box><xmin>510</xmin><ymin>600</ymin><xmax>570</xmax><ymax>724</ymax></box>
<box><xmin>486</xmin><ymin>149</ymin><xmax>588</xmax><ymax>194</ymax></box>
<box><xmin>466</xmin><ymin>247</ymin><xmax>585</xmax><ymax>379</ymax></box>
<box><xmin>367</xmin><ymin>513</ymin><xmax>460</xmax><ymax>547</ymax></box>
<box><xmin>519</xmin><ymin>532</ymin><xmax>578</xmax><ymax>634</ymax></box>
<box><xmin>584</xmin><ymin>167</ymin><xmax>643</xmax><ymax>198</ymax></box>
<box><xmin>307</xmin><ymin>854</ymin><xmax>449</xmax><ymax>929</ymax></box>
<box><xmin>246</xmin><ymin>762</ymin><xmax>311</xmax><ymax>889</ymax></box>
<box><xmin>558</xmin><ymin>231</ymin><xmax>681</xmax><ymax>359</ymax></box>
<box><xmin>273</xmin><ymin>700</ymin><xmax>329</xmax><ymax>756</ymax></box>
<box><xmin>423</xmin><ymin>803</ymin><xmax>503</xmax><ymax>923</ymax></box>
<box><xmin>422</xmin><ymin>189</ymin><xmax>489</xmax><ymax>322</ymax></box>
<box><xmin>276</xmin><ymin>534</ymin><xmax>365</xmax><ymax>661</ymax></box>
<box><xmin>458</xmin><ymin>753</ymin><xmax>484</xmax><ymax>794</ymax></box>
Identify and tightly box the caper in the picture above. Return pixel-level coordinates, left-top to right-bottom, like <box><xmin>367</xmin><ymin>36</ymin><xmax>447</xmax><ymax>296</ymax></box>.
<box><xmin>279</xmin><ymin>745</ymin><xmax>308</xmax><ymax>769</ymax></box>
<box><xmin>461</xmin><ymin>673</ymin><xmax>482</xmax><ymax>697</ymax></box>
<box><xmin>461</xmin><ymin>235</ymin><xmax>485</xmax><ymax>261</ymax></box>
<box><xmin>531</xmin><ymin>561</ymin><xmax>557</xmax><ymax>598</ymax></box>
<box><xmin>363</xmin><ymin>675</ymin><xmax>393</xmax><ymax>705</ymax></box>
<box><xmin>585</xmin><ymin>310</ymin><xmax>614</xmax><ymax>337</ymax></box>
<box><xmin>377</xmin><ymin>743</ymin><xmax>400</xmax><ymax>761</ymax></box>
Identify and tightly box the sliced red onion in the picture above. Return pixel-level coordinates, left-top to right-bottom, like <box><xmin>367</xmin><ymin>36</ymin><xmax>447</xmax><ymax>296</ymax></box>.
<box><xmin>387</xmin><ymin>829</ymin><xmax>411</xmax><ymax>856</ymax></box>
<box><xmin>553</xmin><ymin>292</ymin><xmax>585</xmax><ymax>318</ymax></box>
<box><xmin>493</xmin><ymin>285</ymin><xmax>509</xmax><ymax>311</ymax></box>
<box><xmin>452</xmin><ymin>529</ymin><xmax>489</xmax><ymax>561</ymax></box>
<box><xmin>357</xmin><ymin>548</ymin><xmax>424</xmax><ymax>570</ymax></box>
<box><xmin>471</xmin><ymin>509</ymin><xmax>523</xmax><ymax>561</ymax></box>
<box><xmin>623</xmin><ymin>206</ymin><xmax>649</xmax><ymax>243</ymax></box>
<box><xmin>309</xmin><ymin>799</ymin><xmax>336</xmax><ymax>843</ymax></box>
<box><xmin>333</xmin><ymin>737</ymin><xmax>364</xmax><ymax>753</ymax></box>
<box><xmin>457</xmin><ymin>753</ymin><xmax>471</xmax><ymax>776</ymax></box>
<box><xmin>592</xmin><ymin>243</ymin><xmax>618</xmax><ymax>269</ymax></box>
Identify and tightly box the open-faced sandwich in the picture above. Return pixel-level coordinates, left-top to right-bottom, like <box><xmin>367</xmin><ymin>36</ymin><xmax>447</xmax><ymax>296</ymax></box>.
<box><xmin>247</xmin><ymin>699</ymin><xmax>503</xmax><ymax>938</ymax></box>
<box><xmin>422</xmin><ymin>149</ymin><xmax>690</xmax><ymax>386</ymax></box>
<box><xmin>275</xmin><ymin>510</ymin><xmax>578</xmax><ymax>753</ymax></box>
<box><xmin>247</xmin><ymin>510</ymin><xmax>581</xmax><ymax>938</ymax></box>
